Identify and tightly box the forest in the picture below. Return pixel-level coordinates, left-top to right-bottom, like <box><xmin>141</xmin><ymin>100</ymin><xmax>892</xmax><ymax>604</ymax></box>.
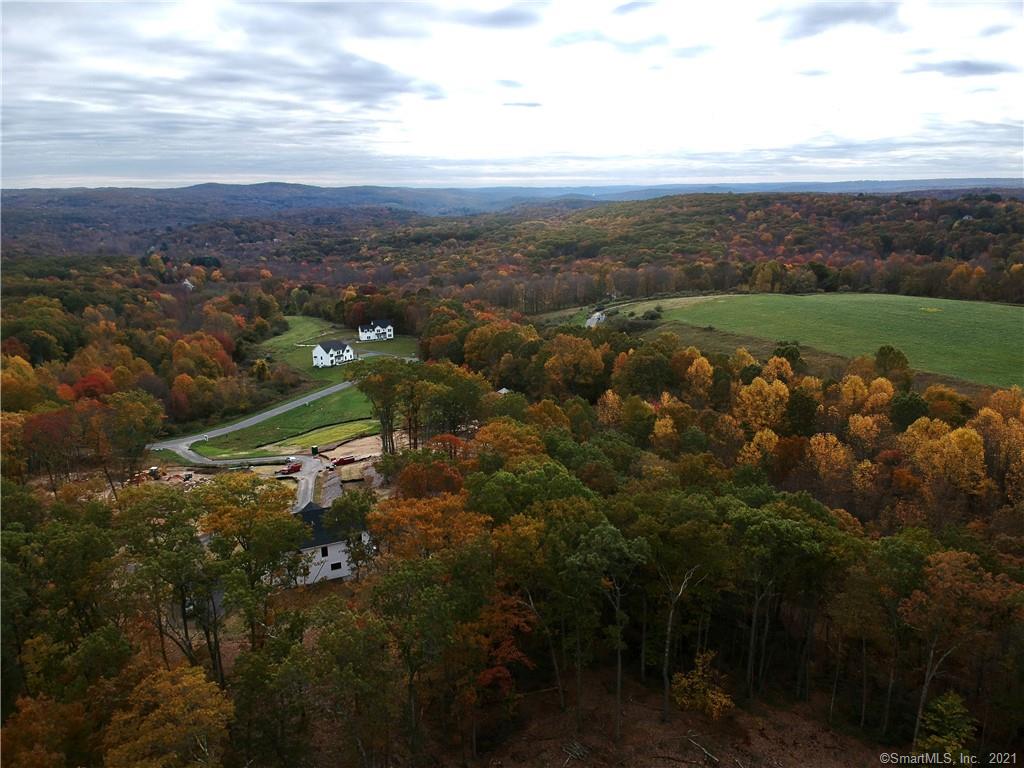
<box><xmin>1</xmin><ymin>190</ymin><xmax>1022</xmax><ymax>767</ymax></box>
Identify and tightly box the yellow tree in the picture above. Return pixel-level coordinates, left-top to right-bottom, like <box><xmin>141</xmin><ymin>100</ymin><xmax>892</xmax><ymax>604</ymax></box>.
<box><xmin>734</xmin><ymin>377</ymin><xmax>789</xmax><ymax>432</ymax></box>
<box><xmin>930</xmin><ymin>428</ymin><xmax>989</xmax><ymax>498</ymax></box>
<box><xmin>863</xmin><ymin>377</ymin><xmax>895</xmax><ymax>414</ymax></box>
<box><xmin>806</xmin><ymin>436</ymin><xmax>856</xmax><ymax>483</ymax></box>
<box><xmin>685</xmin><ymin>356</ymin><xmax>714</xmax><ymax>402</ymax></box>
<box><xmin>968</xmin><ymin>407</ymin><xmax>1024</xmax><ymax>488</ymax></box>
<box><xmin>651</xmin><ymin>416</ymin><xmax>679</xmax><ymax>456</ymax></box>
<box><xmin>839</xmin><ymin>375</ymin><xmax>868</xmax><ymax>416</ymax></box>
<box><xmin>526</xmin><ymin>399</ymin><xmax>571</xmax><ymax>432</ymax></box>
<box><xmin>730</xmin><ymin>346</ymin><xmax>757</xmax><ymax>373</ymax></box>
<box><xmin>541</xmin><ymin>334</ymin><xmax>606</xmax><ymax>400</ymax></box>
<box><xmin>760</xmin><ymin>356</ymin><xmax>793</xmax><ymax>384</ymax></box>
<box><xmin>104</xmin><ymin>666</ymin><xmax>234</xmax><ymax>768</ymax></box>
<box><xmin>737</xmin><ymin>428</ymin><xmax>779</xmax><ymax>467</ymax></box>
<box><xmin>472</xmin><ymin>417</ymin><xmax>545</xmax><ymax>468</ymax></box>
<box><xmin>596</xmin><ymin>389</ymin><xmax>623</xmax><ymax>427</ymax></box>
<box><xmin>847</xmin><ymin>414</ymin><xmax>882</xmax><ymax>458</ymax></box>
<box><xmin>986</xmin><ymin>386</ymin><xmax>1024</xmax><ymax>421</ymax></box>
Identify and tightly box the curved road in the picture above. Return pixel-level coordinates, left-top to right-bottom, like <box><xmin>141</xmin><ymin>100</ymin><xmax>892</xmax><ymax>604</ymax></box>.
<box><xmin>148</xmin><ymin>381</ymin><xmax>357</xmax><ymax>510</ymax></box>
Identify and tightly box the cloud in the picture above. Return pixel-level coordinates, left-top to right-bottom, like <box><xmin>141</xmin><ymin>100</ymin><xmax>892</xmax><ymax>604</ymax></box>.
<box><xmin>906</xmin><ymin>60</ymin><xmax>1019</xmax><ymax>77</ymax></box>
<box><xmin>765</xmin><ymin>2</ymin><xmax>906</xmax><ymax>39</ymax></box>
<box><xmin>2</xmin><ymin>0</ymin><xmax>1020</xmax><ymax>187</ymax></box>
<box><xmin>613</xmin><ymin>2</ymin><xmax>654</xmax><ymax>15</ymax></box>
<box><xmin>553</xmin><ymin>30</ymin><xmax>668</xmax><ymax>53</ymax></box>
<box><xmin>672</xmin><ymin>45</ymin><xmax>711</xmax><ymax>58</ymax></box>
<box><xmin>979</xmin><ymin>23</ymin><xmax>1011</xmax><ymax>37</ymax></box>
<box><xmin>449</xmin><ymin>6</ymin><xmax>541</xmax><ymax>28</ymax></box>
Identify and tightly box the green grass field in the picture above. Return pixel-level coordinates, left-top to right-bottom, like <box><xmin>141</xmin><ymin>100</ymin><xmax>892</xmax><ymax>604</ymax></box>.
<box><xmin>258</xmin><ymin>316</ymin><xmax>419</xmax><ymax>384</ymax></box>
<box><xmin>356</xmin><ymin>336</ymin><xmax>420</xmax><ymax>357</ymax></box>
<box><xmin>620</xmin><ymin>294</ymin><xmax>1021</xmax><ymax>388</ymax></box>
<box><xmin>193</xmin><ymin>387</ymin><xmax>373</xmax><ymax>459</ymax></box>
<box><xmin>258</xmin><ymin>316</ymin><xmax>352</xmax><ymax>384</ymax></box>
<box><xmin>264</xmin><ymin>419</ymin><xmax>379</xmax><ymax>452</ymax></box>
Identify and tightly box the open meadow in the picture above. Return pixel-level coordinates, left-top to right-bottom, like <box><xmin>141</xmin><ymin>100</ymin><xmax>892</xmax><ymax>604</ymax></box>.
<box><xmin>258</xmin><ymin>315</ymin><xmax>418</xmax><ymax>384</ymax></box>
<box><xmin>573</xmin><ymin>293</ymin><xmax>1022</xmax><ymax>388</ymax></box>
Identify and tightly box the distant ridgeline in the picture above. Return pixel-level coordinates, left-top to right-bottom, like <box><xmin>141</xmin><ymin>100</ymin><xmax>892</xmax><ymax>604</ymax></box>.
<box><xmin>1</xmin><ymin>178</ymin><xmax>1021</xmax><ymax>253</ymax></box>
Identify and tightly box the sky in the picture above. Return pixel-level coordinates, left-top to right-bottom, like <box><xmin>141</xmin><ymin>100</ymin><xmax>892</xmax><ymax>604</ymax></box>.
<box><xmin>1</xmin><ymin>0</ymin><xmax>1022</xmax><ymax>188</ymax></box>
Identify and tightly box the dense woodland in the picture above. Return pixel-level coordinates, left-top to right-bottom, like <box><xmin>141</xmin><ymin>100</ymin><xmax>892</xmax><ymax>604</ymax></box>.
<box><xmin>1</xmin><ymin>191</ymin><xmax>1022</xmax><ymax>766</ymax></box>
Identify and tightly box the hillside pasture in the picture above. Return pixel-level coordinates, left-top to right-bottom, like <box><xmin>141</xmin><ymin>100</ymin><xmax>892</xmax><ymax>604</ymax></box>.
<box><xmin>259</xmin><ymin>315</ymin><xmax>418</xmax><ymax>383</ymax></box>
<box><xmin>576</xmin><ymin>294</ymin><xmax>1022</xmax><ymax>388</ymax></box>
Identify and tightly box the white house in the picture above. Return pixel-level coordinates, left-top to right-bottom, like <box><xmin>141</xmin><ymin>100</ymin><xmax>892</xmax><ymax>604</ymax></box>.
<box><xmin>312</xmin><ymin>340</ymin><xmax>355</xmax><ymax>368</ymax></box>
<box><xmin>295</xmin><ymin>502</ymin><xmax>353</xmax><ymax>585</ymax></box>
<box><xmin>357</xmin><ymin>320</ymin><xmax>394</xmax><ymax>342</ymax></box>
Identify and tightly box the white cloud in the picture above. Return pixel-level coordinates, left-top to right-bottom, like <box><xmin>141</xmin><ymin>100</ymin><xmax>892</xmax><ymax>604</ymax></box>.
<box><xmin>2</xmin><ymin>0</ymin><xmax>1021</xmax><ymax>187</ymax></box>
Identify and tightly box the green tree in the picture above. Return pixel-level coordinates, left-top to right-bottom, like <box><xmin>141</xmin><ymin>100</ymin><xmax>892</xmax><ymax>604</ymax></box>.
<box><xmin>313</xmin><ymin>603</ymin><xmax>401</xmax><ymax>767</ymax></box>
<box><xmin>197</xmin><ymin>473</ymin><xmax>308</xmax><ymax>651</ymax></box>
<box><xmin>917</xmin><ymin>691</ymin><xmax>976</xmax><ymax>756</ymax></box>
<box><xmin>115</xmin><ymin>485</ymin><xmax>219</xmax><ymax>676</ymax></box>
<box><xmin>325</xmin><ymin>488</ymin><xmax>377</xmax><ymax>581</ymax></box>
<box><xmin>891</xmin><ymin>391</ymin><xmax>930</xmax><ymax>432</ymax></box>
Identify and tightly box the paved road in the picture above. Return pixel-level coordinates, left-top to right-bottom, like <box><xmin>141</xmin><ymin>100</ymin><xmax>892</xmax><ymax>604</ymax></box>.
<box><xmin>148</xmin><ymin>352</ymin><xmax>416</xmax><ymax>511</ymax></box>
<box><xmin>150</xmin><ymin>380</ymin><xmax>356</xmax><ymax>459</ymax></box>
<box><xmin>148</xmin><ymin>381</ymin><xmax>356</xmax><ymax>510</ymax></box>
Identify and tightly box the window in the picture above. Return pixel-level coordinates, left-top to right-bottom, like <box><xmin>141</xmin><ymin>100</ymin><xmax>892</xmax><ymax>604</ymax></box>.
<box><xmin>320</xmin><ymin>546</ymin><xmax>328</xmax><ymax>557</ymax></box>
<box><xmin>330</xmin><ymin>562</ymin><xmax>342</xmax><ymax>571</ymax></box>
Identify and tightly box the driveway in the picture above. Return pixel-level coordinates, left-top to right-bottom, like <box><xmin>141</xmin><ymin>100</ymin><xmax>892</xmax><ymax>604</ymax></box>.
<box><xmin>148</xmin><ymin>381</ymin><xmax>356</xmax><ymax>510</ymax></box>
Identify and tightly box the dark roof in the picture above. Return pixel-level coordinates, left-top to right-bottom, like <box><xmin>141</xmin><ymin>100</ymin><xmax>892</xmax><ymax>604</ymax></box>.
<box><xmin>296</xmin><ymin>502</ymin><xmax>341</xmax><ymax>549</ymax></box>
<box><xmin>317</xmin><ymin>340</ymin><xmax>351</xmax><ymax>353</ymax></box>
<box><xmin>358</xmin><ymin>319</ymin><xmax>393</xmax><ymax>331</ymax></box>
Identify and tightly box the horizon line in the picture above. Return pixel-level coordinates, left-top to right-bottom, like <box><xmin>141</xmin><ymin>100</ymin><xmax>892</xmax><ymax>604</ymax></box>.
<box><xmin>3</xmin><ymin>176</ymin><xmax>1023</xmax><ymax>192</ymax></box>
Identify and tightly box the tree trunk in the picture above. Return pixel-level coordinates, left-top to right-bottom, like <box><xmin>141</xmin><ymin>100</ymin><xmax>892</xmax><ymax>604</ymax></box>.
<box><xmin>407</xmin><ymin>671</ymin><xmax>419</xmax><ymax>753</ymax></box>
<box><xmin>912</xmin><ymin>643</ymin><xmax>936</xmax><ymax>750</ymax></box>
<box><xmin>614</xmin><ymin>587</ymin><xmax>623</xmax><ymax>743</ymax></box>
<box><xmin>640</xmin><ymin>594</ymin><xmax>647</xmax><ymax>682</ymax></box>
<box><xmin>746</xmin><ymin>589</ymin><xmax>762</xmax><ymax>700</ymax></box>
<box><xmin>882</xmin><ymin>654</ymin><xmax>897</xmax><ymax>736</ymax></box>
<box><xmin>101</xmin><ymin>463</ymin><xmax>120</xmax><ymax>503</ymax></box>
<box><xmin>523</xmin><ymin>592</ymin><xmax>564</xmax><ymax>710</ymax></box>
<box><xmin>860</xmin><ymin>636</ymin><xmax>868</xmax><ymax>729</ymax></box>
<box><xmin>829</xmin><ymin>636</ymin><xmax>843</xmax><ymax>724</ymax></box>
<box><xmin>757</xmin><ymin>594</ymin><xmax>772</xmax><ymax>693</ymax></box>
<box><xmin>662</xmin><ymin>599</ymin><xmax>678</xmax><ymax>723</ymax></box>
<box><xmin>662</xmin><ymin>565</ymin><xmax>701</xmax><ymax>721</ymax></box>
<box><xmin>575</xmin><ymin>625</ymin><xmax>583</xmax><ymax>733</ymax></box>
<box><xmin>155</xmin><ymin>605</ymin><xmax>170</xmax><ymax>669</ymax></box>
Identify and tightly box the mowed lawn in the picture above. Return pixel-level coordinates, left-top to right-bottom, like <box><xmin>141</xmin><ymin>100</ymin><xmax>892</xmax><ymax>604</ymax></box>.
<box><xmin>258</xmin><ymin>316</ymin><xmax>352</xmax><ymax>384</ymax></box>
<box><xmin>647</xmin><ymin>294</ymin><xmax>1022</xmax><ymax>388</ymax></box>
<box><xmin>193</xmin><ymin>387</ymin><xmax>373</xmax><ymax>459</ymax></box>
<box><xmin>264</xmin><ymin>419</ymin><xmax>379</xmax><ymax>452</ymax></box>
<box><xmin>259</xmin><ymin>316</ymin><xmax>419</xmax><ymax>384</ymax></box>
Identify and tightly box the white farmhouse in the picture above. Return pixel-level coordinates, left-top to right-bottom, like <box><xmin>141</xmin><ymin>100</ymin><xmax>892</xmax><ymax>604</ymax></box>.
<box><xmin>312</xmin><ymin>340</ymin><xmax>355</xmax><ymax>368</ymax></box>
<box><xmin>296</xmin><ymin>502</ymin><xmax>353</xmax><ymax>584</ymax></box>
<box><xmin>357</xmin><ymin>320</ymin><xmax>394</xmax><ymax>342</ymax></box>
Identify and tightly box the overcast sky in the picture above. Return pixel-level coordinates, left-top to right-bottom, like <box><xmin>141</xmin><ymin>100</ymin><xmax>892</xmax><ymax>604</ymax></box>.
<box><xmin>2</xmin><ymin>0</ymin><xmax>1021</xmax><ymax>187</ymax></box>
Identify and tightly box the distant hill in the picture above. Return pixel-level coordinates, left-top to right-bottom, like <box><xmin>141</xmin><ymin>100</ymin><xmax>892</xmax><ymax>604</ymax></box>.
<box><xmin>3</xmin><ymin>179</ymin><xmax>1021</xmax><ymax>252</ymax></box>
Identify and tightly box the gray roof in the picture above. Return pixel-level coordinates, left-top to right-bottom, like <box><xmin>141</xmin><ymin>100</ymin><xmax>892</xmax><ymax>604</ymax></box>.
<box><xmin>297</xmin><ymin>502</ymin><xmax>341</xmax><ymax>549</ymax></box>
<box><xmin>358</xmin><ymin>319</ymin><xmax>393</xmax><ymax>331</ymax></box>
<box><xmin>317</xmin><ymin>340</ymin><xmax>351</xmax><ymax>353</ymax></box>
